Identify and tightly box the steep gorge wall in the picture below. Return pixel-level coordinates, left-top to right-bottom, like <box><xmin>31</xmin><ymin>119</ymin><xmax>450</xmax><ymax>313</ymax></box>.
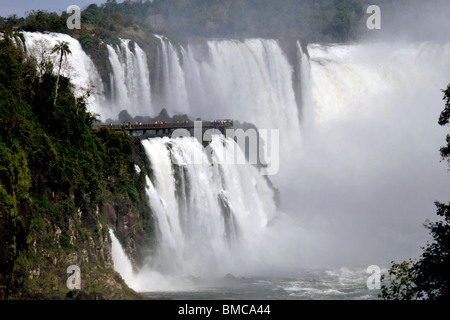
<box><xmin>0</xmin><ymin>132</ymin><xmax>153</xmax><ymax>299</ymax></box>
<box><xmin>0</xmin><ymin>35</ymin><xmax>155</xmax><ymax>298</ymax></box>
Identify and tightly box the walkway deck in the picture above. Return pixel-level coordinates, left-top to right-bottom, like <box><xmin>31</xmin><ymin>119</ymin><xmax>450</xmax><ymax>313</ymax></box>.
<box><xmin>93</xmin><ymin>120</ymin><xmax>234</xmax><ymax>136</ymax></box>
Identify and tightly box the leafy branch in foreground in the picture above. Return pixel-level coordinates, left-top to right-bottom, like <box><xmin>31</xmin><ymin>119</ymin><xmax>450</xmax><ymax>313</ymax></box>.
<box><xmin>379</xmin><ymin>85</ymin><xmax>450</xmax><ymax>300</ymax></box>
<box><xmin>380</xmin><ymin>259</ymin><xmax>418</xmax><ymax>300</ymax></box>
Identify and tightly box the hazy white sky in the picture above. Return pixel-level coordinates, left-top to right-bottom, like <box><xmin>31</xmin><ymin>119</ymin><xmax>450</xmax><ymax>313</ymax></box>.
<box><xmin>0</xmin><ymin>0</ymin><xmax>111</xmax><ymax>17</ymax></box>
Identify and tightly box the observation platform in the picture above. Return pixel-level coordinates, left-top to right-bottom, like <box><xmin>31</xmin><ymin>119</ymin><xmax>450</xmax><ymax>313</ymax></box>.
<box><xmin>93</xmin><ymin>120</ymin><xmax>234</xmax><ymax>137</ymax></box>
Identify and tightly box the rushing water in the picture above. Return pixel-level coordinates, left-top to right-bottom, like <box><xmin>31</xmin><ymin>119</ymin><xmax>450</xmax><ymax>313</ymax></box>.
<box><xmin>107</xmin><ymin>39</ymin><xmax>153</xmax><ymax>119</ymax></box>
<box><xmin>139</xmin><ymin>268</ymin><xmax>380</xmax><ymax>300</ymax></box>
<box><xmin>20</xmin><ymin>32</ymin><xmax>450</xmax><ymax>299</ymax></box>
<box><xmin>20</xmin><ymin>31</ymin><xmax>106</xmax><ymax>116</ymax></box>
<box><xmin>139</xmin><ymin>135</ymin><xmax>277</xmax><ymax>283</ymax></box>
<box><xmin>287</xmin><ymin>41</ymin><xmax>450</xmax><ymax>268</ymax></box>
<box><xmin>110</xmin><ymin>223</ymin><xmax>381</xmax><ymax>300</ymax></box>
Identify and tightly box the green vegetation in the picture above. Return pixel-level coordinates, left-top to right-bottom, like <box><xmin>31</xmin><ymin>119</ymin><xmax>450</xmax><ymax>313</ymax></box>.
<box><xmin>20</xmin><ymin>11</ymin><xmax>67</xmax><ymax>33</ymax></box>
<box><xmin>51</xmin><ymin>41</ymin><xmax>72</xmax><ymax>106</ymax></box>
<box><xmin>380</xmin><ymin>85</ymin><xmax>450</xmax><ymax>300</ymax></box>
<box><xmin>0</xmin><ymin>32</ymin><xmax>152</xmax><ymax>299</ymax></box>
<box><xmin>82</xmin><ymin>0</ymin><xmax>366</xmax><ymax>42</ymax></box>
<box><xmin>0</xmin><ymin>0</ymin><xmax>379</xmax><ymax>43</ymax></box>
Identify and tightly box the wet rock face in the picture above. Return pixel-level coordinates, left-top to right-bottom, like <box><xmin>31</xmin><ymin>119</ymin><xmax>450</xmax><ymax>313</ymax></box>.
<box><xmin>103</xmin><ymin>202</ymin><xmax>139</xmax><ymax>266</ymax></box>
<box><xmin>103</xmin><ymin>203</ymin><xmax>117</xmax><ymax>229</ymax></box>
<box><xmin>0</xmin><ymin>195</ymin><xmax>140</xmax><ymax>299</ymax></box>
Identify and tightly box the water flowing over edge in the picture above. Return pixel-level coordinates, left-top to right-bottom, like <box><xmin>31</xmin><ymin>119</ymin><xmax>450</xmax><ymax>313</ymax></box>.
<box><xmin>17</xmin><ymin>31</ymin><xmax>450</xmax><ymax>295</ymax></box>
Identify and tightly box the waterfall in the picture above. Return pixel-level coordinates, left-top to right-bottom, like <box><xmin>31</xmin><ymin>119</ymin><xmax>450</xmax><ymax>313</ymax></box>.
<box><xmin>151</xmin><ymin>36</ymin><xmax>304</xmax><ymax>183</ymax></box>
<box><xmin>107</xmin><ymin>39</ymin><xmax>152</xmax><ymax>119</ymax></box>
<box><xmin>286</xmin><ymin>41</ymin><xmax>450</xmax><ymax>265</ymax></box>
<box><xmin>104</xmin><ymin>39</ymin><xmax>450</xmax><ymax>282</ymax></box>
<box><xmin>20</xmin><ymin>32</ymin><xmax>106</xmax><ymax>117</ymax></box>
<box><xmin>131</xmin><ymin>135</ymin><xmax>277</xmax><ymax>290</ymax></box>
<box><xmin>109</xmin><ymin>229</ymin><xmax>139</xmax><ymax>290</ymax></box>
<box><xmin>297</xmin><ymin>41</ymin><xmax>314</xmax><ymax>139</ymax></box>
<box><xmin>154</xmin><ymin>35</ymin><xmax>190</xmax><ymax>115</ymax></box>
<box><xmin>305</xmin><ymin>42</ymin><xmax>450</xmax><ymax>124</ymax></box>
<box><xmin>182</xmin><ymin>39</ymin><xmax>303</xmax><ymax>161</ymax></box>
<box><xmin>19</xmin><ymin>31</ymin><xmax>450</xmax><ymax>284</ymax></box>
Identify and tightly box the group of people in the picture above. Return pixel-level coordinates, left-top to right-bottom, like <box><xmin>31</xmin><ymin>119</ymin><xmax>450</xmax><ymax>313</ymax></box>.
<box><xmin>210</xmin><ymin>119</ymin><xmax>233</xmax><ymax>125</ymax></box>
<box><xmin>110</xmin><ymin>122</ymin><xmax>143</xmax><ymax>128</ymax></box>
<box><xmin>106</xmin><ymin>119</ymin><xmax>233</xmax><ymax>129</ymax></box>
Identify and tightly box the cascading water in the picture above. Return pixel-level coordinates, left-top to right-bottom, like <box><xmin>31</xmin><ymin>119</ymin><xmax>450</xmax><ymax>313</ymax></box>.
<box><xmin>107</xmin><ymin>39</ymin><xmax>152</xmax><ymax>119</ymax></box>
<box><xmin>131</xmin><ymin>135</ymin><xmax>278</xmax><ymax>290</ymax></box>
<box><xmin>297</xmin><ymin>41</ymin><xmax>314</xmax><ymax>141</ymax></box>
<box><xmin>19</xmin><ymin>31</ymin><xmax>450</xmax><ymax>297</ymax></box>
<box><xmin>286</xmin><ymin>41</ymin><xmax>450</xmax><ymax>266</ymax></box>
<box><xmin>109</xmin><ymin>229</ymin><xmax>138</xmax><ymax>289</ymax></box>
<box><xmin>182</xmin><ymin>39</ymin><xmax>301</xmax><ymax>131</ymax></box>
<box><xmin>183</xmin><ymin>39</ymin><xmax>304</xmax><ymax>167</ymax></box>
<box><xmin>20</xmin><ymin>32</ymin><xmax>106</xmax><ymax>117</ymax></box>
<box><xmin>152</xmin><ymin>37</ymin><xmax>304</xmax><ymax>183</ymax></box>
<box><xmin>154</xmin><ymin>35</ymin><xmax>190</xmax><ymax>115</ymax></box>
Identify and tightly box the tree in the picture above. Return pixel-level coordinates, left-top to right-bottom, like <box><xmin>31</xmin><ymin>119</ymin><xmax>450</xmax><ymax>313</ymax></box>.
<box><xmin>413</xmin><ymin>201</ymin><xmax>450</xmax><ymax>299</ymax></box>
<box><xmin>51</xmin><ymin>41</ymin><xmax>71</xmax><ymax>105</ymax></box>
<box><xmin>380</xmin><ymin>85</ymin><xmax>450</xmax><ymax>300</ymax></box>
<box><xmin>380</xmin><ymin>259</ymin><xmax>419</xmax><ymax>300</ymax></box>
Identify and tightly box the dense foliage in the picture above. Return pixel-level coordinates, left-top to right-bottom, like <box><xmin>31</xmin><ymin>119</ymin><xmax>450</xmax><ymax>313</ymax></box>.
<box><xmin>0</xmin><ymin>0</ymin><xmax>376</xmax><ymax>43</ymax></box>
<box><xmin>380</xmin><ymin>86</ymin><xmax>450</xmax><ymax>300</ymax></box>
<box><xmin>0</xmin><ymin>33</ymin><xmax>151</xmax><ymax>299</ymax></box>
<box><xmin>103</xmin><ymin>0</ymin><xmax>367</xmax><ymax>42</ymax></box>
